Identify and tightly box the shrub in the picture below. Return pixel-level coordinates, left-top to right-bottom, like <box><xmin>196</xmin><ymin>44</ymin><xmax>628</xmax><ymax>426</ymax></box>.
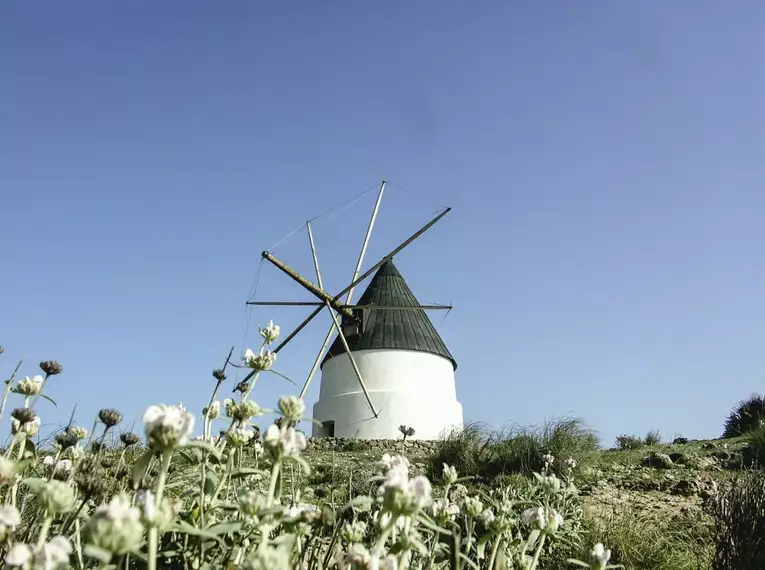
<box><xmin>723</xmin><ymin>393</ymin><xmax>765</xmax><ymax>438</ymax></box>
<box><xmin>482</xmin><ymin>418</ymin><xmax>599</xmax><ymax>479</ymax></box>
<box><xmin>585</xmin><ymin>505</ymin><xmax>713</xmax><ymax>570</ymax></box>
<box><xmin>430</xmin><ymin>418</ymin><xmax>599</xmax><ymax>481</ymax></box>
<box><xmin>428</xmin><ymin>421</ymin><xmax>492</xmax><ymax>480</ymax></box>
<box><xmin>644</xmin><ymin>429</ymin><xmax>662</xmax><ymax>446</ymax></box>
<box><xmin>746</xmin><ymin>425</ymin><xmax>765</xmax><ymax>468</ymax></box>
<box><xmin>615</xmin><ymin>434</ymin><xmax>645</xmax><ymax>450</ymax></box>
<box><xmin>710</xmin><ymin>470</ymin><xmax>765</xmax><ymax>569</ymax></box>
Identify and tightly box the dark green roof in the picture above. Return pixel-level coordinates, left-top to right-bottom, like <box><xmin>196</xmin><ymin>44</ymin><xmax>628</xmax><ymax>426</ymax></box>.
<box><xmin>321</xmin><ymin>260</ymin><xmax>457</xmax><ymax>370</ymax></box>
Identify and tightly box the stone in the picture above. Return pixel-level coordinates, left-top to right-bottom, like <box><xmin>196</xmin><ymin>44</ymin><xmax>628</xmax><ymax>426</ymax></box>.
<box><xmin>669</xmin><ymin>452</ymin><xmax>689</xmax><ymax>465</ymax></box>
<box><xmin>670</xmin><ymin>479</ymin><xmax>700</xmax><ymax>497</ymax></box>
<box><xmin>641</xmin><ymin>452</ymin><xmax>673</xmax><ymax>469</ymax></box>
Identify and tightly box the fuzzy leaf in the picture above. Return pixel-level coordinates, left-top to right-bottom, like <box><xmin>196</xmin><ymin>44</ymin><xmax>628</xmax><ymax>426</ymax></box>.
<box><xmin>132</xmin><ymin>449</ymin><xmax>154</xmax><ymax>488</ymax></box>
<box><xmin>230</xmin><ymin>468</ymin><xmax>263</xmax><ymax>480</ymax></box>
<box><xmin>204</xmin><ymin>471</ymin><xmax>218</xmax><ymax>496</ymax></box>
<box><xmin>341</xmin><ymin>496</ymin><xmax>374</xmax><ymax>512</ymax></box>
<box><xmin>206</xmin><ymin>521</ymin><xmax>245</xmax><ymax>536</ymax></box>
<box><xmin>417</xmin><ymin>512</ymin><xmax>453</xmax><ymax>536</ymax></box>
<box><xmin>83</xmin><ymin>544</ymin><xmax>113</xmax><ymax>563</ymax></box>
<box><xmin>21</xmin><ymin>477</ymin><xmax>46</xmax><ymax>494</ymax></box>
<box><xmin>167</xmin><ymin>520</ymin><xmax>225</xmax><ymax>543</ymax></box>
<box><xmin>184</xmin><ymin>439</ymin><xmax>222</xmax><ymax>461</ymax></box>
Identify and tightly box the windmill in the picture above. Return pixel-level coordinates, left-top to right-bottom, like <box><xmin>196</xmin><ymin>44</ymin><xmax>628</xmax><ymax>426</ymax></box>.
<box><xmin>246</xmin><ymin>181</ymin><xmax>463</xmax><ymax>439</ymax></box>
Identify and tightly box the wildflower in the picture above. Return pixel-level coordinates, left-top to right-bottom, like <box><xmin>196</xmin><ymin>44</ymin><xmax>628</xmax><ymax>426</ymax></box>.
<box><xmin>16</xmin><ymin>375</ymin><xmax>43</xmax><ymax>396</ymax></box>
<box><xmin>203</xmin><ymin>400</ymin><xmax>220</xmax><ymax>420</ymax></box>
<box><xmin>84</xmin><ymin>493</ymin><xmax>144</xmax><ymax>555</ymax></box>
<box><xmin>54</xmin><ymin>430</ymin><xmax>79</xmax><ymax>450</ymax></box>
<box><xmin>589</xmin><ymin>543</ymin><xmax>612</xmax><ymax>570</ymax></box>
<box><xmin>522</xmin><ymin>506</ymin><xmax>563</xmax><ymax>533</ymax></box>
<box><xmin>431</xmin><ymin>499</ymin><xmax>459</xmax><ymax>523</ymax></box>
<box><xmin>278</xmin><ymin>396</ymin><xmax>305</xmax><ymax>421</ymax></box>
<box><xmin>260</xmin><ymin>320</ymin><xmax>280</xmax><ymax>344</ymax></box>
<box><xmin>142</xmin><ymin>404</ymin><xmax>195</xmax><ymax>451</ymax></box>
<box><xmin>212</xmin><ymin>368</ymin><xmax>227</xmax><ymax>382</ymax></box>
<box><xmin>542</xmin><ymin>453</ymin><xmax>555</xmax><ymax>469</ymax></box>
<box><xmin>227</xmin><ymin>426</ymin><xmax>255</xmax><ymax>447</ymax></box>
<box><xmin>540</xmin><ymin>473</ymin><xmax>562</xmax><ymax>493</ymax></box>
<box><xmin>243</xmin><ymin>348</ymin><xmax>276</xmax><ymax>371</ymax></box>
<box><xmin>565</xmin><ymin>457</ymin><xmax>578</xmax><ymax>471</ymax></box>
<box><xmin>11</xmin><ymin>407</ymin><xmax>36</xmax><ymax>424</ymax></box>
<box><xmin>120</xmin><ymin>432</ymin><xmax>140</xmax><ymax>447</ymax></box>
<box><xmin>43</xmin><ymin>456</ymin><xmax>73</xmax><ymax>477</ymax></box>
<box><xmin>39</xmin><ymin>360</ymin><xmax>63</xmax><ymax>376</ymax></box>
<box><xmin>238</xmin><ymin>488</ymin><xmax>268</xmax><ymax>517</ymax></box>
<box><xmin>39</xmin><ymin>536</ymin><xmax>73</xmax><ymax>568</ymax></box>
<box><xmin>0</xmin><ymin>458</ymin><xmax>19</xmax><ymax>485</ymax></box>
<box><xmin>252</xmin><ymin>441</ymin><xmax>264</xmax><ymax>455</ymax></box>
<box><xmin>98</xmin><ymin>408</ymin><xmax>122</xmax><ymax>428</ymax></box>
<box><xmin>38</xmin><ymin>480</ymin><xmax>75</xmax><ymax>515</ymax></box>
<box><xmin>341</xmin><ymin>521</ymin><xmax>367</xmax><ymax>543</ymax></box>
<box><xmin>0</xmin><ymin>506</ymin><xmax>21</xmax><ymax>542</ymax></box>
<box><xmin>241</xmin><ymin>542</ymin><xmax>292</xmax><ymax>570</ymax></box>
<box><xmin>480</xmin><ymin>508</ymin><xmax>495</xmax><ymax>527</ymax></box>
<box><xmin>63</xmin><ymin>444</ymin><xmax>85</xmax><ymax>461</ymax></box>
<box><xmin>69</xmin><ymin>426</ymin><xmax>88</xmax><ymax>440</ymax></box>
<box><xmin>11</xmin><ymin>415</ymin><xmax>40</xmax><ymax>437</ymax></box>
<box><xmin>5</xmin><ymin>543</ymin><xmax>32</xmax><ymax>567</ymax></box>
<box><xmin>264</xmin><ymin>425</ymin><xmax>306</xmax><ymax>458</ymax></box>
<box><xmin>442</xmin><ymin>463</ymin><xmax>458</xmax><ymax>484</ymax></box>
<box><xmin>462</xmin><ymin>496</ymin><xmax>484</xmax><ymax>518</ymax></box>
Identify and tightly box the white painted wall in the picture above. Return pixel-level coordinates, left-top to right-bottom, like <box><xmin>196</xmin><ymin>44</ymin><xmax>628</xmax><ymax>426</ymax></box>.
<box><xmin>312</xmin><ymin>349</ymin><xmax>463</xmax><ymax>440</ymax></box>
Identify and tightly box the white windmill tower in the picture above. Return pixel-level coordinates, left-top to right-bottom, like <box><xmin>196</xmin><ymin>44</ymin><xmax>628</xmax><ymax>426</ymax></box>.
<box><xmin>246</xmin><ymin>181</ymin><xmax>463</xmax><ymax>440</ymax></box>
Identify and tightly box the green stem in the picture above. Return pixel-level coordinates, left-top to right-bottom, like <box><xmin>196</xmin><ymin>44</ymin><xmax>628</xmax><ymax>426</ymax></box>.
<box><xmin>36</xmin><ymin>516</ymin><xmax>52</xmax><ymax>549</ymax></box>
<box><xmin>266</xmin><ymin>460</ymin><xmax>281</xmax><ymax>506</ymax></box>
<box><xmin>529</xmin><ymin>532</ymin><xmax>547</xmax><ymax>570</ymax></box>
<box><xmin>488</xmin><ymin>537</ymin><xmax>503</xmax><ymax>570</ymax></box>
<box><xmin>147</xmin><ymin>451</ymin><xmax>173</xmax><ymax>570</ymax></box>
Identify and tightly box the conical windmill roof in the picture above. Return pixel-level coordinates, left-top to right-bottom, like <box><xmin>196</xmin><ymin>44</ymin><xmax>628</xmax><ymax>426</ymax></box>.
<box><xmin>321</xmin><ymin>260</ymin><xmax>457</xmax><ymax>370</ymax></box>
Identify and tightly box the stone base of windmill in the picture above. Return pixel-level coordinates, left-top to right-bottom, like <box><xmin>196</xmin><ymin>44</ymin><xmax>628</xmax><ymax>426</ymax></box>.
<box><xmin>305</xmin><ymin>437</ymin><xmax>440</xmax><ymax>455</ymax></box>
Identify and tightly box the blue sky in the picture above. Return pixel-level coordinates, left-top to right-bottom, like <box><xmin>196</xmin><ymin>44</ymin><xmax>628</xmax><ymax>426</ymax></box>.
<box><xmin>2</xmin><ymin>2</ymin><xmax>764</xmax><ymax>446</ymax></box>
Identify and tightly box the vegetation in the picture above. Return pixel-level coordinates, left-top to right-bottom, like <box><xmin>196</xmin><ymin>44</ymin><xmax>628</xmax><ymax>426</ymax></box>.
<box><xmin>1</xmin><ymin>326</ymin><xmax>765</xmax><ymax>570</ymax></box>
<box><xmin>722</xmin><ymin>393</ymin><xmax>765</xmax><ymax>438</ymax></box>
<box><xmin>429</xmin><ymin>418</ymin><xmax>599</xmax><ymax>482</ymax></box>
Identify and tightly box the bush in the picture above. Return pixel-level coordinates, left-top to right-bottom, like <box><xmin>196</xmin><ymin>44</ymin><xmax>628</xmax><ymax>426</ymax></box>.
<box><xmin>615</xmin><ymin>434</ymin><xmax>645</xmax><ymax>450</ymax></box>
<box><xmin>428</xmin><ymin>421</ymin><xmax>493</xmax><ymax>480</ymax></box>
<box><xmin>710</xmin><ymin>470</ymin><xmax>765</xmax><ymax>569</ymax></box>
<box><xmin>644</xmin><ymin>429</ymin><xmax>662</xmax><ymax>446</ymax></box>
<box><xmin>585</xmin><ymin>505</ymin><xmax>713</xmax><ymax>570</ymax></box>
<box><xmin>430</xmin><ymin>418</ymin><xmax>599</xmax><ymax>481</ymax></box>
<box><xmin>746</xmin><ymin>425</ymin><xmax>765</xmax><ymax>468</ymax></box>
<box><xmin>723</xmin><ymin>393</ymin><xmax>765</xmax><ymax>438</ymax></box>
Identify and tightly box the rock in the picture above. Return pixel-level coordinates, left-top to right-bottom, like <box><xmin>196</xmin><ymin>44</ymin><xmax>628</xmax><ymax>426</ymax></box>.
<box><xmin>670</xmin><ymin>479</ymin><xmax>700</xmax><ymax>497</ymax></box>
<box><xmin>673</xmin><ymin>437</ymin><xmax>689</xmax><ymax>445</ymax></box>
<box><xmin>669</xmin><ymin>452</ymin><xmax>689</xmax><ymax>465</ymax></box>
<box><xmin>642</xmin><ymin>452</ymin><xmax>674</xmax><ymax>469</ymax></box>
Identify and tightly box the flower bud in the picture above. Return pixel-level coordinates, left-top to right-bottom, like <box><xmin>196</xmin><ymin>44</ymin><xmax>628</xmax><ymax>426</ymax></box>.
<box><xmin>243</xmin><ymin>348</ymin><xmax>276</xmax><ymax>371</ymax></box>
<box><xmin>142</xmin><ymin>404</ymin><xmax>195</xmax><ymax>452</ymax></box>
<box><xmin>120</xmin><ymin>433</ymin><xmax>141</xmax><ymax>447</ymax></box>
<box><xmin>227</xmin><ymin>426</ymin><xmax>255</xmax><ymax>447</ymax></box>
<box><xmin>38</xmin><ymin>480</ymin><xmax>75</xmax><ymax>515</ymax></box>
<box><xmin>84</xmin><ymin>494</ymin><xmax>144</xmax><ymax>555</ymax></box>
<box><xmin>442</xmin><ymin>463</ymin><xmax>458</xmax><ymax>484</ymax></box>
<box><xmin>278</xmin><ymin>396</ymin><xmax>305</xmax><ymax>421</ymax></box>
<box><xmin>212</xmin><ymin>368</ymin><xmax>227</xmax><ymax>382</ymax></box>
<box><xmin>98</xmin><ymin>409</ymin><xmax>123</xmax><ymax>428</ymax></box>
<box><xmin>259</xmin><ymin>320</ymin><xmax>280</xmax><ymax>344</ymax></box>
<box><xmin>39</xmin><ymin>360</ymin><xmax>63</xmax><ymax>376</ymax></box>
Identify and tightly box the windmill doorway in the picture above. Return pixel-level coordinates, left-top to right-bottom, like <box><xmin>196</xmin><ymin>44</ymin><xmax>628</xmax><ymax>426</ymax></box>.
<box><xmin>318</xmin><ymin>420</ymin><xmax>335</xmax><ymax>438</ymax></box>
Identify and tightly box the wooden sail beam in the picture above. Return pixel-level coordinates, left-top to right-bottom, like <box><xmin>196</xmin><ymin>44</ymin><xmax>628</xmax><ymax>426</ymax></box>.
<box><xmin>246</xmin><ymin>301</ymin><xmax>452</xmax><ymax>310</ymax></box>
<box><xmin>261</xmin><ymin>251</ymin><xmax>355</xmax><ymax>319</ymax></box>
<box><xmin>268</xmin><ymin>206</ymin><xmax>452</xmax><ymax>355</ymax></box>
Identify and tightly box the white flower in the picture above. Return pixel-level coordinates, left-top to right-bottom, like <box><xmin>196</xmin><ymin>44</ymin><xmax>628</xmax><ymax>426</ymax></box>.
<box><xmin>142</xmin><ymin>404</ymin><xmax>195</xmax><ymax>451</ymax></box>
<box><xmin>227</xmin><ymin>426</ymin><xmax>255</xmax><ymax>447</ymax></box>
<box><xmin>5</xmin><ymin>543</ymin><xmax>32</xmax><ymax>566</ymax></box>
<box><xmin>462</xmin><ymin>496</ymin><xmax>483</xmax><ymax>518</ymax></box>
<box><xmin>43</xmin><ymin>456</ymin><xmax>72</xmax><ymax>476</ymax></box>
<box><xmin>590</xmin><ymin>543</ymin><xmax>611</xmax><ymax>569</ymax></box>
<box><xmin>252</xmin><ymin>441</ymin><xmax>264</xmax><ymax>454</ymax></box>
<box><xmin>85</xmin><ymin>494</ymin><xmax>144</xmax><ymax>555</ymax></box>
<box><xmin>260</xmin><ymin>320</ymin><xmax>280</xmax><ymax>344</ymax></box>
<box><xmin>409</xmin><ymin>475</ymin><xmax>432</xmax><ymax>507</ymax></box>
<box><xmin>69</xmin><ymin>426</ymin><xmax>89</xmax><ymax>440</ymax></box>
<box><xmin>542</xmin><ymin>453</ymin><xmax>555</xmax><ymax>468</ymax></box>
<box><xmin>12</xmin><ymin>415</ymin><xmax>41</xmax><ymax>436</ymax></box>
<box><xmin>0</xmin><ymin>506</ymin><xmax>20</xmax><ymax>530</ymax></box>
<box><xmin>480</xmin><ymin>508</ymin><xmax>495</xmax><ymax>527</ymax></box>
<box><xmin>142</xmin><ymin>490</ymin><xmax>157</xmax><ymax>523</ymax></box>
<box><xmin>522</xmin><ymin>506</ymin><xmax>563</xmax><ymax>533</ymax></box>
<box><xmin>38</xmin><ymin>480</ymin><xmax>75</xmax><ymax>515</ymax></box>
<box><xmin>264</xmin><ymin>425</ymin><xmax>306</xmax><ymax>457</ymax></box>
<box><xmin>442</xmin><ymin>463</ymin><xmax>458</xmax><ymax>484</ymax></box>
<box><xmin>0</xmin><ymin>458</ymin><xmax>18</xmax><ymax>485</ymax></box>
<box><xmin>565</xmin><ymin>457</ymin><xmax>577</xmax><ymax>470</ymax></box>
<box><xmin>278</xmin><ymin>396</ymin><xmax>306</xmax><ymax>421</ymax></box>
<box><xmin>40</xmin><ymin>536</ymin><xmax>72</xmax><ymax>568</ymax></box>
<box><xmin>204</xmin><ymin>401</ymin><xmax>220</xmax><ymax>420</ymax></box>
<box><xmin>243</xmin><ymin>348</ymin><xmax>277</xmax><ymax>371</ymax></box>
<box><xmin>17</xmin><ymin>375</ymin><xmax>43</xmax><ymax>396</ymax></box>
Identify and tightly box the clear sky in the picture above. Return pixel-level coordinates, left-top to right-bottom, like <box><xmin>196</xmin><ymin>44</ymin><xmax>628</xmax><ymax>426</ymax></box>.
<box><xmin>2</xmin><ymin>2</ymin><xmax>764</xmax><ymax>446</ymax></box>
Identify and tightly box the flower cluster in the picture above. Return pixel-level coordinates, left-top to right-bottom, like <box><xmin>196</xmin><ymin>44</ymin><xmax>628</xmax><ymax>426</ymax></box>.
<box><xmin>143</xmin><ymin>403</ymin><xmax>195</xmax><ymax>451</ymax></box>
